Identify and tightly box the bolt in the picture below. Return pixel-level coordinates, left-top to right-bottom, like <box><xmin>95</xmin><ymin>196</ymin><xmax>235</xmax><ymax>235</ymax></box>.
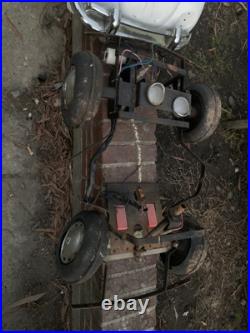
<box><xmin>133</xmin><ymin>230</ymin><xmax>144</xmax><ymax>239</ymax></box>
<box><xmin>172</xmin><ymin>241</ymin><xmax>179</xmax><ymax>248</ymax></box>
<box><xmin>235</xmin><ymin>166</ymin><xmax>240</xmax><ymax>173</ymax></box>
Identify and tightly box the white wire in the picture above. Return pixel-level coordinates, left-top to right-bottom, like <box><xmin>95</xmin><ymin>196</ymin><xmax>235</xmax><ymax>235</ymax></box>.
<box><xmin>118</xmin><ymin>49</ymin><xmax>144</xmax><ymax>75</ymax></box>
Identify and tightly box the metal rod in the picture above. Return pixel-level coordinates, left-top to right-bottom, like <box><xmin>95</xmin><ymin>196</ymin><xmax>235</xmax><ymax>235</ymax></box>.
<box><xmin>126</xmin><ymin>229</ymin><xmax>205</xmax><ymax>246</ymax></box>
<box><xmin>71</xmin><ymin>248</ymin><xmax>184</xmax><ymax>310</ymax></box>
<box><xmin>119</xmin><ymin>111</ymin><xmax>189</xmax><ymax>129</ymax></box>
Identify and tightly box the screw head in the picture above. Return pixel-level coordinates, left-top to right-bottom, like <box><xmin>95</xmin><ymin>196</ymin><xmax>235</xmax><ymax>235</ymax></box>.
<box><xmin>172</xmin><ymin>241</ymin><xmax>179</xmax><ymax>248</ymax></box>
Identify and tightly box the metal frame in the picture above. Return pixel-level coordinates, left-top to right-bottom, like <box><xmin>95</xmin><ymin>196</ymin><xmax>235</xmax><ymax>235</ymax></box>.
<box><xmin>71</xmin><ymin>246</ymin><xmax>180</xmax><ymax>309</ymax></box>
<box><xmin>101</xmin><ymin>49</ymin><xmax>191</xmax><ymax>129</ymax></box>
<box><xmin>69</xmin><ymin>12</ymin><xmax>205</xmax><ymax>330</ymax></box>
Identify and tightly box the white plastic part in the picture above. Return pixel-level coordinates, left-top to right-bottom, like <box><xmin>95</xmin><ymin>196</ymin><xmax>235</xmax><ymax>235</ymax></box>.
<box><xmin>173</xmin><ymin>96</ymin><xmax>191</xmax><ymax>118</ymax></box>
<box><xmin>104</xmin><ymin>48</ymin><xmax>116</xmax><ymax>65</ymax></box>
<box><xmin>103</xmin><ymin>48</ymin><xmax>126</xmax><ymax>65</ymax></box>
<box><xmin>73</xmin><ymin>2</ymin><xmax>205</xmax><ymax>36</ymax></box>
<box><xmin>147</xmin><ymin>82</ymin><xmax>166</xmax><ymax>106</ymax></box>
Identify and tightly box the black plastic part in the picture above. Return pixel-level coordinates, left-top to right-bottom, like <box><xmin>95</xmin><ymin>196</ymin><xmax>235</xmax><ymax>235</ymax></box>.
<box><xmin>183</xmin><ymin>83</ymin><xmax>221</xmax><ymax>143</ymax></box>
<box><xmin>61</xmin><ymin>51</ymin><xmax>103</xmax><ymax>128</ymax></box>
<box><xmin>56</xmin><ymin>210</ymin><xmax>109</xmax><ymax>284</ymax></box>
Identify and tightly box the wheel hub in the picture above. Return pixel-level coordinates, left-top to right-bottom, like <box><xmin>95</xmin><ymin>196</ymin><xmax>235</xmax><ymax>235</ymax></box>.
<box><xmin>60</xmin><ymin>221</ymin><xmax>85</xmax><ymax>264</ymax></box>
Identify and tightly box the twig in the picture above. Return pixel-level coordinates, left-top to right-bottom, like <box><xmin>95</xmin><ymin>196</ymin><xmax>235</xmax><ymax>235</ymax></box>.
<box><xmin>239</xmin><ymin>2</ymin><xmax>247</xmax><ymax>11</ymax></box>
<box><xmin>7</xmin><ymin>292</ymin><xmax>46</xmax><ymax>310</ymax></box>
<box><xmin>5</xmin><ymin>12</ymin><xmax>23</xmax><ymax>42</ymax></box>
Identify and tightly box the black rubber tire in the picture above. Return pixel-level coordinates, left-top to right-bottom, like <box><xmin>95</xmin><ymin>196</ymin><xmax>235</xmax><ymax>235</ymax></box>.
<box><xmin>61</xmin><ymin>51</ymin><xmax>103</xmax><ymax>128</ymax></box>
<box><xmin>56</xmin><ymin>210</ymin><xmax>109</xmax><ymax>284</ymax></box>
<box><xmin>182</xmin><ymin>83</ymin><xmax>221</xmax><ymax>143</ymax></box>
<box><xmin>160</xmin><ymin>216</ymin><xmax>207</xmax><ymax>276</ymax></box>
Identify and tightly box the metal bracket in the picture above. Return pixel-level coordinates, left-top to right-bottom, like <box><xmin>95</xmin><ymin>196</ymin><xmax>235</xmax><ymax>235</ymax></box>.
<box><xmin>71</xmin><ymin>247</ymin><xmax>182</xmax><ymax>309</ymax></box>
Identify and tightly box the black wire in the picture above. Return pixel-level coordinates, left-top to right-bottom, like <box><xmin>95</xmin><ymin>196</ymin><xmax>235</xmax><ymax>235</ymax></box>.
<box><xmin>170</xmin><ymin>130</ymin><xmax>206</xmax><ymax>208</ymax></box>
<box><xmin>71</xmin><ymin>134</ymin><xmax>110</xmax><ymax>159</ymax></box>
<box><xmin>102</xmin><ymin>190</ymin><xmax>141</xmax><ymax>210</ymax></box>
<box><xmin>84</xmin><ymin>118</ymin><xmax>117</xmax><ymax>202</ymax></box>
<box><xmin>120</xmin><ymin>164</ymin><xmax>140</xmax><ymax>184</ymax></box>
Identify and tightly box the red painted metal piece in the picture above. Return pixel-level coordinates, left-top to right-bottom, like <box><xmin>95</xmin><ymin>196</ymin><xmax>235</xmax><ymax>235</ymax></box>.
<box><xmin>146</xmin><ymin>203</ymin><xmax>158</xmax><ymax>228</ymax></box>
<box><xmin>115</xmin><ymin>205</ymin><xmax>128</xmax><ymax>231</ymax></box>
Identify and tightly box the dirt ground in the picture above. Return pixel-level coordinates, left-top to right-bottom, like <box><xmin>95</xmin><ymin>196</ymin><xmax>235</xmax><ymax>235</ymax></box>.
<box><xmin>156</xmin><ymin>3</ymin><xmax>248</xmax><ymax>330</ymax></box>
<box><xmin>2</xmin><ymin>3</ymin><xmax>69</xmax><ymax>329</ymax></box>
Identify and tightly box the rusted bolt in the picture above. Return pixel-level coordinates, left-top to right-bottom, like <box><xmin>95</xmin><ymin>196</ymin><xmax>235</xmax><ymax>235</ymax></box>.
<box><xmin>170</xmin><ymin>204</ymin><xmax>186</xmax><ymax>217</ymax></box>
<box><xmin>134</xmin><ymin>186</ymin><xmax>145</xmax><ymax>202</ymax></box>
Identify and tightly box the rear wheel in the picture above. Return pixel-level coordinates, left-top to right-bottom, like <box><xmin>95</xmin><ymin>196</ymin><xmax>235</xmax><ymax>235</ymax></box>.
<box><xmin>56</xmin><ymin>210</ymin><xmax>109</xmax><ymax>284</ymax></box>
<box><xmin>161</xmin><ymin>216</ymin><xmax>207</xmax><ymax>276</ymax></box>
<box><xmin>182</xmin><ymin>83</ymin><xmax>221</xmax><ymax>143</ymax></box>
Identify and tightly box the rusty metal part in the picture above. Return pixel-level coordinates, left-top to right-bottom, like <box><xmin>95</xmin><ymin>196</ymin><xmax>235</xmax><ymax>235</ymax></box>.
<box><xmin>146</xmin><ymin>218</ymin><xmax>169</xmax><ymax>237</ymax></box>
<box><xmin>106</xmin><ymin>183</ymin><xmax>163</xmax><ymax>241</ymax></box>
<box><xmin>71</xmin><ymin>247</ymin><xmax>177</xmax><ymax>310</ymax></box>
<box><xmin>169</xmin><ymin>204</ymin><xmax>186</xmax><ymax>217</ymax></box>
<box><xmin>134</xmin><ymin>186</ymin><xmax>145</xmax><ymax>202</ymax></box>
<box><xmin>106</xmin><ymin>183</ymin><xmax>167</xmax><ymax>257</ymax></box>
<box><xmin>126</xmin><ymin>229</ymin><xmax>205</xmax><ymax>247</ymax></box>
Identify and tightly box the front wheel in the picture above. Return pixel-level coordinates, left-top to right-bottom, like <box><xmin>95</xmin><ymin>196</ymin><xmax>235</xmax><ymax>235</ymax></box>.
<box><xmin>56</xmin><ymin>210</ymin><xmax>109</xmax><ymax>284</ymax></box>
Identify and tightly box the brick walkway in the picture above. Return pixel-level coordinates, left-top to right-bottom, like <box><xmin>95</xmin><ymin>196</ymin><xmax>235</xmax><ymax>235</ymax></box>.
<box><xmin>71</xmin><ymin>19</ymin><xmax>161</xmax><ymax>330</ymax></box>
